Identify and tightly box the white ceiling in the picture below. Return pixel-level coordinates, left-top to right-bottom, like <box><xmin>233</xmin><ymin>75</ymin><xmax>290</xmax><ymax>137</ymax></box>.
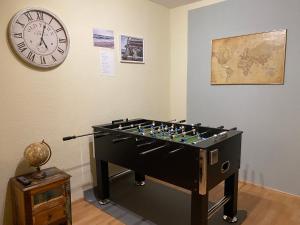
<box><xmin>150</xmin><ymin>0</ymin><xmax>202</xmax><ymax>8</ymax></box>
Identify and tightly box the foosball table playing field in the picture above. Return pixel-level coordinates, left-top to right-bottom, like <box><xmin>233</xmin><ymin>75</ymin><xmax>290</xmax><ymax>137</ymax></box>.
<box><xmin>63</xmin><ymin>118</ymin><xmax>243</xmax><ymax>225</ymax></box>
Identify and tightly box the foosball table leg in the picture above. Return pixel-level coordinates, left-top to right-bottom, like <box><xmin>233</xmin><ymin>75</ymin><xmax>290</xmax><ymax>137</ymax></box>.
<box><xmin>95</xmin><ymin>160</ymin><xmax>110</xmax><ymax>205</ymax></box>
<box><xmin>223</xmin><ymin>171</ymin><xmax>239</xmax><ymax>223</ymax></box>
<box><xmin>191</xmin><ymin>191</ymin><xmax>208</xmax><ymax>225</ymax></box>
<box><xmin>135</xmin><ymin>172</ymin><xmax>146</xmax><ymax>186</ymax></box>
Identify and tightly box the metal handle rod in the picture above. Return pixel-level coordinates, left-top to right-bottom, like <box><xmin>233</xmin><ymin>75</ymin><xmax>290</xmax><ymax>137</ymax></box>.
<box><xmin>136</xmin><ymin>141</ymin><xmax>156</xmax><ymax>148</ymax></box>
<box><xmin>199</xmin><ymin>126</ymin><xmax>224</xmax><ymax>136</ymax></box>
<box><xmin>109</xmin><ymin>170</ymin><xmax>132</xmax><ymax>181</ymax></box>
<box><xmin>114</xmin><ymin>121</ymin><xmax>152</xmax><ymax>130</ymax></box>
<box><xmin>143</xmin><ymin>123</ymin><xmax>185</xmax><ymax>136</ymax></box>
<box><xmin>168</xmin><ymin>147</ymin><xmax>184</xmax><ymax>154</ymax></box>
<box><xmin>208</xmin><ymin>196</ymin><xmax>231</xmax><ymax>219</ymax></box>
<box><xmin>139</xmin><ymin>144</ymin><xmax>169</xmax><ymax>155</ymax></box>
<box><xmin>192</xmin><ymin>130</ymin><xmax>228</xmax><ymax>145</ymax></box>
<box><xmin>140</xmin><ymin>122</ymin><xmax>165</xmax><ymax>130</ymax></box>
<box><xmin>150</xmin><ymin>124</ymin><xmax>186</xmax><ymax>137</ymax></box>
<box><xmin>172</xmin><ymin>125</ymin><xmax>187</xmax><ymax>133</ymax></box>
<box><xmin>171</xmin><ymin>128</ymin><xmax>196</xmax><ymax>139</ymax></box>
<box><xmin>137</xmin><ymin>119</ymin><xmax>184</xmax><ymax>130</ymax></box>
<box><xmin>63</xmin><ymin>131</ymin><xmax>104</xmax><ymax>141</ymax></box>
<box><xmin>180</xmin><ymin>133</ymin><xmax>200</xmax><ymax>141</ymax></box>
<box><xmin>127</xmin><ymin>123</ymin><xmax>166</xmax><ymax>135</ymax></box>
<box><xmin>148</xmin><ymin>123</ymin><xmax>189</xmax><ymax>138</ymax></box>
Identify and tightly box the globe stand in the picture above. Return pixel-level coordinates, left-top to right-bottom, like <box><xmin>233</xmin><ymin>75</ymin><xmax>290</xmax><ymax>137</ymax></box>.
<box><xmin>31</xmin><ymin>166</ymin><xmax>47</xmax><ymax>179</ymax></box>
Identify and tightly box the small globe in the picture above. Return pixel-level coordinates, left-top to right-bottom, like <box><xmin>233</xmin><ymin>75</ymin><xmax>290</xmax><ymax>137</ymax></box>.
<box><xmin>24</xmin><ymin>140</ymin><xmax>51</xmax><ymax>172</ymax></box>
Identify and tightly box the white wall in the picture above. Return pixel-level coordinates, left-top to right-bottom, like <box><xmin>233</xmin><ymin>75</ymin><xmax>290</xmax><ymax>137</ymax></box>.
<box><xmin>0</xmin><ymin>0</ymin><xmax>170</xmax><ymax>224</ymax></box>
<box><xmin>169</xmin><ymin>0</ymin><xmax>225</xmax><ymax>120</ymax></box>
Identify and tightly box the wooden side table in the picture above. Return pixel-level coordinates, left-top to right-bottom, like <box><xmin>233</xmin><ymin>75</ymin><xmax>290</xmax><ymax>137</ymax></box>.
<box><xmin>10</xmin><ymin>167</ymin><xmax>72</xmax><ymax>225</ymax></box>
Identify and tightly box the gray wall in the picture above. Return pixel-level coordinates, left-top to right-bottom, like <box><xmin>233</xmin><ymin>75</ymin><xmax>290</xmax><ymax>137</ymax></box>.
<box><xmin>187</xmin><ymin>0</ymin><xmax>300</xmax><ymax>195</ymax></box>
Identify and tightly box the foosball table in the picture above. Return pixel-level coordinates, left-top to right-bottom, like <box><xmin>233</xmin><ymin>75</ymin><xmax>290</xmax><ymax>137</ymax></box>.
<box><xmin>63</xmin><ymin>118</ymin><xmax>243</xmax><ymax>225</ymax></box>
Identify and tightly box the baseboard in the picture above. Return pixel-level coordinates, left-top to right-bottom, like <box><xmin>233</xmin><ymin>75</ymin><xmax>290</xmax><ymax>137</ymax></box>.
<box><xmin>239</xmin><ymin>180</ymin><xmax>300</xmax><ymax>198</ymax></box>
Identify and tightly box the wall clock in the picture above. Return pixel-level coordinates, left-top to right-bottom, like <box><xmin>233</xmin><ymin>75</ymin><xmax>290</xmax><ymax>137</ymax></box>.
<box><xmin>8</xmin><ymin>8</ymin><xmax>70</xmax><ymax>68</ymax></box>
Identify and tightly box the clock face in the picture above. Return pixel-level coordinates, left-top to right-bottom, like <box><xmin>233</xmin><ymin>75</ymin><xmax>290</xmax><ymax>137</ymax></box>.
<box><xmin>8</xmin><ymin>8</ymin><xmax>70</xmax><ymax>68</ymax></box>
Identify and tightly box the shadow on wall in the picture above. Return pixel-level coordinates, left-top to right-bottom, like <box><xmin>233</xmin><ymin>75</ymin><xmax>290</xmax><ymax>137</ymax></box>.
<box><xmin>242</xmin><ymin>164</ymin><xmax>265</xmax><ymax>187</ymax></box>
<box><xmin>89</xmin><ymin>141</ymin><xmax>97</xmax><ymax>187</ymax></box>
<box><xmin>3</xmin><ymin>159</ymin><xmax>35</xmax><ymax>225</ymax></box>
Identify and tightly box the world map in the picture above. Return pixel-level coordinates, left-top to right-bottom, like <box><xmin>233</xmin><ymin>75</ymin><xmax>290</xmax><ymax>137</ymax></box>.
<box><xmin>211</xmin><ymin>30</ymin><xmax>286</xmax><ymax>84</ymax></box>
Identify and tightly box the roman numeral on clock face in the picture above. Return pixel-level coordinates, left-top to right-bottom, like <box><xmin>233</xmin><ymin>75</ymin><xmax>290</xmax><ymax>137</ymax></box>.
<box><xmin>24</xmin><ymin>12</ymin><xmax>33</xmax><ymax>22</ymax></box>
<box><xmin>16</xmin><ymin>20</ymin><xmax>25</xmax><ymax>28</ymax></box>
<box><xmin>36</xmin><ymin>11</ymin><xmax>44</xmax><ymax>20</ymax></box>
<box><xmin>40</xmin><ymin>56</ymin><xmax>46</xmax><ymax>64</ymax></box>
<box><xmin>49</xmin><ymin>17</ymin><xmax>53</xmax><ymax>24</ymax></box>
<box><xmin>57</xmin><ymin>47</ymin><xmax>64</xmax><ymax>55</ymax></box>
<box><xmin>27</xmin><ymin>51</ymin><xmax>35</xmax><ymax>62</ymax></box>
<box><xmin>14</xmin><ymin>33</ymin><xmax>23</xmax><ymax>38</ymax></box>
<box><xmin>17</xmin><ymin>42</ymin><xmax>27</xmax><ymax>52</ymax></box>
<box><xmin>56</xmin><ymin>27</ymin><xmax>63</xmax><ymax>33</ymax></box>
<box><xmin>52</xmin><ymin>55</ymin><xmax>57</xmax><ymax>62</ymax></box>
<box><xmin>59</xmin><ymin>38</ymin><xmax>67</xmax><ymax>43</ymax></box>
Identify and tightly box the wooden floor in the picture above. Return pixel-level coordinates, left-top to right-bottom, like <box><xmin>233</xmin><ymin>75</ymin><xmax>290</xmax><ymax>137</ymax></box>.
<box><xmin>72</xmin><ymin>182</ymin><xmax>300</xmax><ymax>225</ymax></box>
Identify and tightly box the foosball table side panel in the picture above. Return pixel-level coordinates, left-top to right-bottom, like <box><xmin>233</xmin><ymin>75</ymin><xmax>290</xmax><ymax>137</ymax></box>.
<box><xmin>206</xmin><ymin>133</ymin><xmax>242</xmax><ymax>190</ymax></box>
<box><xmin>137</xmin><ymin>145</ymin><xmax>198</xmax><ymax>190</ymax></box>
<box><xmin>93</xmin><ymin>128</ymin><xmax>139</xmax><ymax>169</ymax></box>
<box><xmin>93</xmin><ymin>126</ymin><xmax>198</xmax><ymax>190</ymax></box>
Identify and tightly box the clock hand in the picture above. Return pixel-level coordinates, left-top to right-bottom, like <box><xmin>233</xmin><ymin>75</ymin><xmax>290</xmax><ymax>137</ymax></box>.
<box><xmin>42</xmin><ymin>38</ymin><xmax>48</xmax><ymax>49</ymax></box>
<box><xmin>39</xmin><ymin>25</ymin><xmax>46</xmax><ymax>46</ymax></box>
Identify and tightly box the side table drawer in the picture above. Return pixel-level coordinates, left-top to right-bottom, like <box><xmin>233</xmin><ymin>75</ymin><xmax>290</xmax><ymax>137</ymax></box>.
<box><xmin>33</xmin><ymin>205</ymin><xmax>66</xmax><ymax>225</ymax></box>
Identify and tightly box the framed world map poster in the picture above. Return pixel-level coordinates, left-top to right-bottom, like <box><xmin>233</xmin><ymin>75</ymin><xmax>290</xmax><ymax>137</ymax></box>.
<box><xmin>211</xmin><ymin>30</ymin><xmax>287</xmax><ymax>84</ymax></box>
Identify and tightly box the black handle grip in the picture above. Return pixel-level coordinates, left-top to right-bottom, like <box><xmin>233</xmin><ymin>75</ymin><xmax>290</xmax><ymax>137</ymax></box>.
<box><xmin>63</xmin><ymin>136</ymin><xmax>76</xmax><ymax>141</ymax></box>
<box><xmin>179</xmin><ymin>120</ymin><xmax>186</xmax><ymax>123</ymax></box>
<box><xmin>112</xmin><ymin>119</ymin><xmax>124</xmax><ymax>125</ymax></box>
<box><xmin>112</xmin><ymin>136</ymin><xmax>132</xmax><ymax>143</ymax></box>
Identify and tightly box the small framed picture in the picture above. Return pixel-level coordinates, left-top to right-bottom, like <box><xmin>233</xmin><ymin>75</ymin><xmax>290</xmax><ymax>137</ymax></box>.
<box><xmin>120</xmin><ymin>35</ymin><xmax>144</xmax><ymax>63</ymax></box>
<box><xmin>93</xmin><ymin>28</ymin><xmax>114</xmax><ymax>48</ymax></box>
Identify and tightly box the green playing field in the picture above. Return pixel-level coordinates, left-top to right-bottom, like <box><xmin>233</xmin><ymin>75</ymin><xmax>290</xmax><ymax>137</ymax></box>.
<box><xmin>127</xmin><ymin>127</ymin><xmax>200</xmax><ymax>144</ymax></box>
